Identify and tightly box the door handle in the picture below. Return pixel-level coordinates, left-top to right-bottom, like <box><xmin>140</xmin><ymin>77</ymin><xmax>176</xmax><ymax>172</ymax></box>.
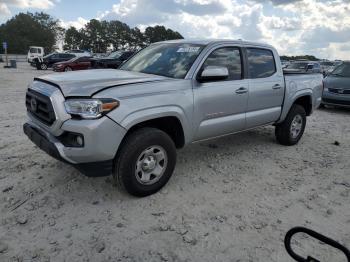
<box><xmin>272</xmin><ymin>84</ymin><xmax>282</xmax><ymax>90</ymax></box>
<box><xmin>235</xmin><ymin>87</ymin><xmax>248</xmax><ymax>94</ymax></box>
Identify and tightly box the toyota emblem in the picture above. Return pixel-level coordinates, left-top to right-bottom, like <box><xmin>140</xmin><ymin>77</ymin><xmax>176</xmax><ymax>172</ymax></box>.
<box><xmin>30</xmin><ymin>98</ymin><xmax>38</xmax><ymax>112</ymax></box>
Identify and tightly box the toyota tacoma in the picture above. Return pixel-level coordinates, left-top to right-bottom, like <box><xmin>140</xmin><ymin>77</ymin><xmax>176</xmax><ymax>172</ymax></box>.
<box><xmin>24</xmin><ymin>40</ymin><xmax>323</xmax><ymax>196</ymax></box>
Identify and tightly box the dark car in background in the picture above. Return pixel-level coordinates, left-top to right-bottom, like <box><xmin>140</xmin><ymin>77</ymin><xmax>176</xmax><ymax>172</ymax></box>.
<box><xmin>53</xmin><ymin>56</ymin><xmax>93</xmax><ymax>72</ymax></box>
<box><xmin>322</xmin><ymin>61</ymin><xmax>350</xmax><ymax>108</ymax></box>
<box><xmin>34</xmin><ymin>53</ymin><xmax>76</xmax><ymax>70</ymax></box>
<box><xmin>284</xmin><ymin>61</ymin><xmax>322</xmax><ymax>74</ymax></box>
<box><xmin>91</xmin><ymin>50</ymin><xmax>134</xmax><ymax>69</ymax></box>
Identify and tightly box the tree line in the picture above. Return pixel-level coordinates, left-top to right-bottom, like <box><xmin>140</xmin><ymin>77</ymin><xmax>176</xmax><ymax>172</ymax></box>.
<box><xmin>0</xmin><ymin>12</ymin><xmax>183</xmax><ymax>54</ymax></box>
<box><xmin>280</xmin><ymin>55</ymin><xmax>320</xmax><ymax>61</ymax></box>
<box><xmin>64</xmin><ymin>19</ymin><xmax>183</xmax><ymax>53</ymax></box>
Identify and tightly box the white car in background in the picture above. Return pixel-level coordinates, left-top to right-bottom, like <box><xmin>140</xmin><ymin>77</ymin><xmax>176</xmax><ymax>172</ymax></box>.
<box><xmin>27</xmin><ymin>46</ymin><xmax>44</xmax><ymax>63</ymax></box>
<box><xmin>64</xmin><ymin>49</ymin><xmax>91</xmax><ymax>57</ymax></box>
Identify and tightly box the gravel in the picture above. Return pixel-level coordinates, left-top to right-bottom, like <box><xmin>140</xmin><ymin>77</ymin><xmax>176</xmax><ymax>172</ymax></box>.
<box><xmin>0</xmin><ymin>63</ymin><xmax>349</xmax><ymax>261</ymax></box>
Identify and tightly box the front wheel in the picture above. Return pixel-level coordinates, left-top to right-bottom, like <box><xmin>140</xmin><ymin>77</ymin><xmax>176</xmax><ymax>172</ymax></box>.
<box><xmin>275</xmin><ymin>104</ymin><xmax>306</xmax><ymax>146</ymax></box>
<box><xmin>64</xmin><ymin>66</ymin><xmax>72</xmax><ymax>72</ymax></box>
<box><xmin>40</xmin><ymin>63</ymin><xmax>48</xmax><ymax>70</ymax></box>
<box><xmin>113</xmin><ymin>128</ymin><xmax>177</xmax><ymax>197</ymax></box>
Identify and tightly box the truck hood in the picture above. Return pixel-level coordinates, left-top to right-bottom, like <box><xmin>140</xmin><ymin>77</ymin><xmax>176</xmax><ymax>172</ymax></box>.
<box><xmin>324</xmin><ymin>75</ymin><xmax>350</xmax><ymax>90</ymax></box>
<box><xmin>35</xmin><ymin>69</ymin><xmax>169</xmax><ymax>97</ymax></box>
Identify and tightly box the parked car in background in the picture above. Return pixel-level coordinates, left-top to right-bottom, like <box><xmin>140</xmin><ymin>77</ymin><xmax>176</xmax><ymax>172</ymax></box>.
<box><xmin>322</xmin><ymin>61</ymin><xmax>350</xmax><ymax>108</ymax></box>
<box><xmin>53</xmin><ymin>56</ymin><xmax>93</xmax><ymax>72</ymax></box>
<box><xmin>284</xmin><ymin>61</ymin><xmax>322</xmax><ymax>74</ymax></box>
<box><xmin>91</xmin><ymin>50</ymin><xmax>134</xmax><ymax>69</ymax></box>
<box><xmin>320</xmin><ymin>61</ymin><xmax>336</xmax><ymax>75</ymax></box>
<box><xmin>34</xmin><ymin>53</ymin><xmax>76</xmax><ymax>70</ymax></box>
<box><xmin>27</xmin><ymin>46</ymin><xmax>44</xmax><ymax>63</ymax></box>
<box><xmin>65</xmin><ymin>49</ymin><xmax>92</xmax><ymax>57</ymax></box>
<box><xmin>23</xmin><ymin>40</ymin><xmax>323</xmax><ymax>196</ymax></box>
<box><xmin>281</xmin><ymin>60</ymin><xmax>290</xmax><ymax>69</ymax></box>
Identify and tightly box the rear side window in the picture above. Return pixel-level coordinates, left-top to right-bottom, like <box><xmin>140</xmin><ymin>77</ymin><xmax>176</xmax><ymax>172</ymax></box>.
<box><xmin>202</xmin><ymin>47</ymin><xmax>242</xmax><ymax>80</ymax></box>
<box><xmin>247</xmin><ymin>48</ymin><xmax>276</xmax><ymax>78</ymax></box>
<box><xmin>60</xmin><ymin>54</ymin><xmax>75</xmax><ymax>59</ymax></box>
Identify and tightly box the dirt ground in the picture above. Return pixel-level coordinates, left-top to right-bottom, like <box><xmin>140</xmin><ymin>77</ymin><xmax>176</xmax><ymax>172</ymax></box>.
<box><xmin>0</xmin><ymin>63</ymin><xmax>349</xmax><ymax>262</ymax></box>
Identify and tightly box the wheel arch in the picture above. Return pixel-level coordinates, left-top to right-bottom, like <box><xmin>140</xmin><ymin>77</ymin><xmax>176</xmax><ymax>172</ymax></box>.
<box><xmin>119</xmin><ymin>108</ymin><xmax>190</xmax><ymax>149</ymax></box>
<box><xmin>278</xmin><ymin>90</ymin><xmax>313</xmax><ymax>123</ymax></box>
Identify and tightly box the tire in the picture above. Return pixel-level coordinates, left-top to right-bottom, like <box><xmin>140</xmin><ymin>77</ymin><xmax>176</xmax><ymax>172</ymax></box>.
<box><xmin>40</xmin><ymin>63</ymin><xmax>48</xmax><ymax>70</ymax></box>
<box><xmin>113</xmin><ymin>127</ymin><xmax>177</xmax><ymax>197</ymax></box>
<box><xmin>64</xmin><ymin>66</ymin><xmax>72</xmax><ymax>72</ymax></box>
<box><xmin>275</xmin><ymin>104</ymin><xmax>306</xmax><ymax>146</ymax></box>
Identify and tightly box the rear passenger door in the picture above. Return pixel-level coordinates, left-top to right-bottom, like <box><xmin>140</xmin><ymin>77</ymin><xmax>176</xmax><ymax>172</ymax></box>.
<box><xmin>193</xmin><ymin>46</ymin><xmax>249</xmax><ymax>140</ymax></box>
<box><xmin>245</xmin><ymin>47</ymin><xmax>284</xmax><ymax>128</ymax></box>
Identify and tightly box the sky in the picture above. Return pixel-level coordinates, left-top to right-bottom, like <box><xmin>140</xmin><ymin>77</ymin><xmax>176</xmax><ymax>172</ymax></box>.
<box><xmin>0</xmin><ymin>0</ymin><xmax>350</xmax><ymax>60</ymax></box>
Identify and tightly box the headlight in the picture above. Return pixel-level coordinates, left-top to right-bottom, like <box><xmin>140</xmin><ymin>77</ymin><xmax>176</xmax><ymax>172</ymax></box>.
<box><xmin>64</xmin><ymin>98</ymin><xmax>119</xmax><ymax>119</ymax></box>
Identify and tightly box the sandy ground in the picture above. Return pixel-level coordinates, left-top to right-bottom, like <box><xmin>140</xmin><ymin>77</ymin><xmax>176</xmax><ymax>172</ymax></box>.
<box><xmin>0</xmin><ymin>63</ymin><xmax>349</xmax><ymax>262</ymax></box>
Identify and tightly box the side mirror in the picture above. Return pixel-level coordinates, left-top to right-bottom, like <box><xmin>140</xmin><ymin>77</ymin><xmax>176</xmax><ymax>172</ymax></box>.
<box><xmin>197</xmin><ymin>66</ymin><xmax>229</xmax><ymax>82</ymax></box>
<box><xmin>306</xmin><ymin>65</ymin><xmax>313</xmax><ymax>71</ymax></box>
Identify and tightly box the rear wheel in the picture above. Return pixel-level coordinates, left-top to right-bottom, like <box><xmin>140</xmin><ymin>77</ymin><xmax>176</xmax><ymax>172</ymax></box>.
<box><xmin>113</xmin><ymin>128</ymin><xmax>177</xmax><ymax>197</ymax></box>
<box><xmin>275</xmin><ymin>104</ymin><xmax>306</xmax><ymax>146</ymax></box>
<box><xmin>64</xmin><ymin>66</ymin><xmax>72</xmax><ymax>72</ymax></box>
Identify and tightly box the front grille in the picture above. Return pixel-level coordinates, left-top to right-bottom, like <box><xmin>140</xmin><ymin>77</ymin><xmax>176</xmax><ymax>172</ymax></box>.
<box><xmin>26</xmin><ymin>89</ymin><xmax>56</xmax><ymax>125</ymax></box>
<box><xmin>323</xmin><ymin>98</ymin><xmax>350</xmax><ymax>106</ymax></box>
<box><xmin>328</xmin><ymin>88</ymin><xmax>350</xmax><ymax>95</ymax></box>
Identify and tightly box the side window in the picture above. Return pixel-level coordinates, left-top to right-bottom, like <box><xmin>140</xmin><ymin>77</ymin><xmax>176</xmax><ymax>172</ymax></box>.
<box><xmin>60</xmin><ymin>54</ymin><xmax>74</xmax><ymax>59</ymax></box>
<box><xmin>247</xmin><ymin>48</ymin><xmax>276</xmax><ymax>78</ymax></box>
<box><xmin>202</xmin><ymin>47</ymin><xmax>242</xmax><ymax>80</ymax></box>
<box><xmin>79</xmin><ymin>57</ymin><xmax>90</xmax><ymax>62</ymax></box>
<box><xmin>38</xmin><ymin>49</ymin><xmax>42</xmax><ymax>54</ymax></box>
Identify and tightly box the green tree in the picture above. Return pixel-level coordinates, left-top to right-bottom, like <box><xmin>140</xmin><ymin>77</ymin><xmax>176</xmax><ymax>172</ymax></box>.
<box><xmin>79</xmin><ymin>19</ymin><xmax>109</xmax><ymax>53</ymax></box>
<box><xmin>62</xmin><ymin>20</ymin><xmax>183</xmax><ymax>53</ymax></box>
<box><xmin>144</xmin><ymin>25</ymin><xmax>183</xmax><ymax>44</ymax></box>
<box><xmin>0</xmin><ymin>12</ymin><xmax>62</xmax><ymax>54</ymax></box>
<box><xmin>64</xmin><ymin>27</ymin><xmax>83</xmax><ymax>50</ymax></box>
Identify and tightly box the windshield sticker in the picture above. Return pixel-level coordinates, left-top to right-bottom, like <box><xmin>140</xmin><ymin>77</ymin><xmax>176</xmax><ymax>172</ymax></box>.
<box><xmin>177</xmin><ymin>47</ymin><xmax>201</xmax><ymax>53</ymax></box>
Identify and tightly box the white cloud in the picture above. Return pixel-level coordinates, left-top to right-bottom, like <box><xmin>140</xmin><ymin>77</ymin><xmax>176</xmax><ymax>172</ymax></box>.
<box><xmin>0</xmin><ymin>0</ymin><xmax>56</xmax><ymax>21</ymax></box>
<box><xmin>59</xmin><ymin>17</ymin><xmax>88</xmax><ymax>30</ymax></box>
<box><xmin>1</xmin><ymin>0</ymin><xmax>55</xmax><ymax>9</ymax></box>
<box><xmin>0</xmin><ymin>3</ymin><xmax>11</xmax><ymax>16</ymax></box>
<box><xmin>94</xmin><ymin>0</ymin><xmax>350</xmax><ymax>59</ymax></box>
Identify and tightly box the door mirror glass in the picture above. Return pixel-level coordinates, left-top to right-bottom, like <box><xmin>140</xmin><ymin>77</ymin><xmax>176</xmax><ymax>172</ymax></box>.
<box><xmin>306</xmin><ymin>65</ymin><xmax>313</xmax><ymax>71</ymax></box>
<box><xmin>198</xmin><ymin>66</ymin><xmax>229</xmax><ymax>82</ymax></box>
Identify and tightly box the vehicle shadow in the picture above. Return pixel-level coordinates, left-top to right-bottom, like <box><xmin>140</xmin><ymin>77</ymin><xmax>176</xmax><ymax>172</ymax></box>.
<box><xmin>319</xmin><ymin>105</ymin><xmax>350</xmax><ymax>115</ymax></box>
<box><xmin>47</xmin><ymin>125</ymin><xmax>279</xmax><ymax>201</ymax></box>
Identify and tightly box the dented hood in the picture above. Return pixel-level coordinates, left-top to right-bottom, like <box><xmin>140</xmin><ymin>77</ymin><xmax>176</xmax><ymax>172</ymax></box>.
<box><xmin>35</xmin><ymin>69</ymin><xmax>169</xmax><ymax>97</ymax></box>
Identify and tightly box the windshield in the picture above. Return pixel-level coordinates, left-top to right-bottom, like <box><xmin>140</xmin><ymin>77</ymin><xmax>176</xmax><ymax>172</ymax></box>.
<box><xmin>320</xmin><ymin>61</ymin><xmax>334</xmax><ymax>66</ymax></box>
<box><xmin>108</xmin><ymin>51</ymin><xmax>123</xmax><ymax>59</ymax></box>
<box><xmin>287</xmin><ymin>62</ymin><xmax>308</xmax><ymax>70</ymax></box>
<box><xmin>120</xmin><ymin>43</ymin><xmax>205</xmax><ymax>79</ymax></box>
<box><xmin>30</xmin><ymin>48</ymin><xmax>38</xmax><ymax>53</ymax></box>
<box><xmin>44</xmin><ymin>52</ymin><xmax>56</xmax><ymax>59</ymax></box>
<box><xmin>330</xmin><ymin>63</ymin><xmax>350</xmax><ymax>77</ymax></box>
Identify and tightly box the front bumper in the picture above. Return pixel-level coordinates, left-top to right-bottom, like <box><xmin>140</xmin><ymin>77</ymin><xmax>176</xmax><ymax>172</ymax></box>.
<box><xmin>322</xmin><ymin>90</ymin><xmax>350</xmax><ymax>107</ymax></box>
<box><xmin>23</xmin><ymin>116</ymin><xmax>127</xmax><ymax>176</ymax></box>
<box><xmin>53</xmin><ymin>66</ymin><xmax>64</xmax><ymax>72</ymax></box>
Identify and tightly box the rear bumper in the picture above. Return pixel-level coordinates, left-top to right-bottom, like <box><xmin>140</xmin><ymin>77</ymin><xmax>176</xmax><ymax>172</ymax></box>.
<box><xmin>23</xmin><ymin>116</ymin><xmax>127</xmax><ymax>176</ymax></box>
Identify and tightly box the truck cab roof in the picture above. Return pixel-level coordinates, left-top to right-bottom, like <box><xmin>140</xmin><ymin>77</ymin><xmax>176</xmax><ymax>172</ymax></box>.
<box><xmin>155</xmin><ymin>39</ymin><xmax>275</xmax><ymax>49</ymax></box>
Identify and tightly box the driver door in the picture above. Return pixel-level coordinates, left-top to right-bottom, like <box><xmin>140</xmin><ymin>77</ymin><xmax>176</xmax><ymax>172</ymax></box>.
<box><xmin>193</xmin><ymin>46</ymin><xmax>249</xmax><ymax>141</ymax></box>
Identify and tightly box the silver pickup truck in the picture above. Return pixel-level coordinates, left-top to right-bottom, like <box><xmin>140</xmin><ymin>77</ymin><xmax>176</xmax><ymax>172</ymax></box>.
<box><xmin>24</xmin><ymin>40</ymin><xmax>323</xmax><ymax>196</ymax></box>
